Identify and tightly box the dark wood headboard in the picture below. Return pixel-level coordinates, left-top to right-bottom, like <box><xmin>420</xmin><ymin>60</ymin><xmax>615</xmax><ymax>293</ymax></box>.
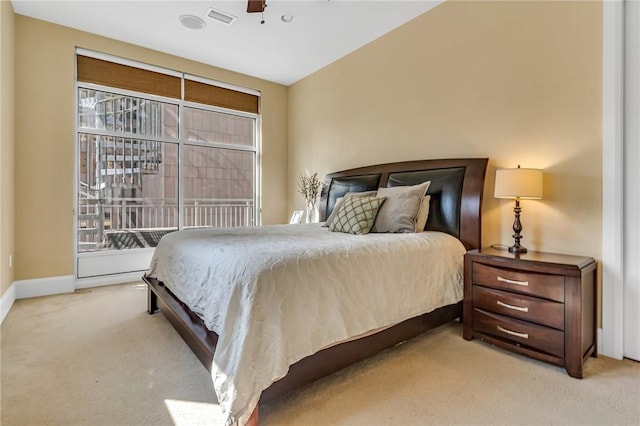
<box><xmin>318</xmin><ymin>158</ymin><xmax>488</xmax><ymax>250</ymax></box>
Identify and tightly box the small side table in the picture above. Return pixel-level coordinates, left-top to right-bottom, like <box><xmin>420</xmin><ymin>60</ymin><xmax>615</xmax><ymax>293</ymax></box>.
<box><xmin>463</xmin><ymin>247</ymin><xmax>597</xmax><ymax>379</ymax></box>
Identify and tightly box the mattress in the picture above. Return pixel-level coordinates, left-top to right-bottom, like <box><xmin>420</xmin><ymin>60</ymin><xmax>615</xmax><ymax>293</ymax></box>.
<box><xmin>146</xmin><ymin>223</ymin><xmax>466</xmax><ymax>426</ymax></box>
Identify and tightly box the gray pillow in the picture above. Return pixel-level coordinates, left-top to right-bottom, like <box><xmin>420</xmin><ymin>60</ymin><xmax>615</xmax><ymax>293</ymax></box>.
<box><xmin>323</xmin><ymin>191</ymin><xmax>378</xmax><ymax>227</ymax></box>
<box><xmin>370</xmin><ymin>181</ymin><xmax>430</xmax><ymax>233</ymax></box>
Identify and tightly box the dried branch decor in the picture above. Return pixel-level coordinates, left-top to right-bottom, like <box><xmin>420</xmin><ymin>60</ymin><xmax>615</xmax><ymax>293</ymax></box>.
<box><xmin>298</xmin><ymin>171</ymin><xmax>322</xmax><ymax>223</ymax></box>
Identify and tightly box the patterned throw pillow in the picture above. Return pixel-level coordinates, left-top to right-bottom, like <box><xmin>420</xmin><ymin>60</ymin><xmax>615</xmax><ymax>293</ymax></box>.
<box><xmin>329</xmin><ymin>196</ymin><xmax>385</xmax><ymax>235</ymax></box>
<box><xmin>323</xmin><ymin>190</ymin><xmax>378</xmax><ymax>227</ymax></box>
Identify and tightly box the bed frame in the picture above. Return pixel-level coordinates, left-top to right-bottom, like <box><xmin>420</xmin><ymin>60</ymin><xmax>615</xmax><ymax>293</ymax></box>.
<box><xmin>143</xmin><ymin>157</ymin><xmax>488</xmax><ymax>419</ymax></box>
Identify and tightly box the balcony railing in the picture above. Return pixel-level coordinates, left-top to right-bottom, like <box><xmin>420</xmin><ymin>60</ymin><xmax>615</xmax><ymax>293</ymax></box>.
<box><xmin>78</xmin><ymin>198</ymin><xmax>254</xmax><ymax>251</ymax></box>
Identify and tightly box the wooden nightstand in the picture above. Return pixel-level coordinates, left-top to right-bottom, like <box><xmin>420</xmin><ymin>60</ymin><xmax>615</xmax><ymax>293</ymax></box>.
<box><xmin>463</xmin><ymin>247</ymin><xmax>597</xmax><ymax>379</ymax></box>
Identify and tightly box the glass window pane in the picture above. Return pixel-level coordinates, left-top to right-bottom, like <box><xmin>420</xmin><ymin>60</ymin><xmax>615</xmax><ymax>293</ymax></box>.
<box><xmin>78</xmin><ymin>133</ymin><xmax>178</xmax><ymax>252</ymax></box>
<box><xmin>183</xmin><ymin>145</ymin><xmax>255</xmax><ymax>228</ymax></box>
<box><xmin>77</xmin><ymin>76</ymin><xmax>258</xmax><ymax>258</ymax></box>
<box><xmin>78</xmin><ymin>89</ymin><xmax>178</xmax><ymax>139</ymax></box>
<box><xmin>184</xmin><ymin>107</ymin><xmax>254</xmax><ymax>147</ymax></box>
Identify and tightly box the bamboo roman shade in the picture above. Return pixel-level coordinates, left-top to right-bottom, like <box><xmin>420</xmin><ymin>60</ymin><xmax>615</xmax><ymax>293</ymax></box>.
<box><xmin>77</xmin><ymin>55</ymin><xmax>181</xmax><ymax>99</ymax></box>
<box><xmin>77</xmin><ymin>55</ymin><xmax>260</xmax><ymax>114</ymax></box>
<box><xmin>184</xmin><ymin>79</ymin><xmax>259</xmax><ymax>114</ymax></box>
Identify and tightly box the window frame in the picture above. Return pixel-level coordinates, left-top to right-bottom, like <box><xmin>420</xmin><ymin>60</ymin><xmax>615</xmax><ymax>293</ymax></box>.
<box><xmin>74</xmin><ymin>49</ymin><xmax>261</xmax><ymax>279</ymax></box>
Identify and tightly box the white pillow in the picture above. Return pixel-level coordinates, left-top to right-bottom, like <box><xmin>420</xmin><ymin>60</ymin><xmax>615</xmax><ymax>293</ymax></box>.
<box><xmin>414</xmin><ymin>195</ymin><xmax>431</xmax><ymax>232</ymax></box>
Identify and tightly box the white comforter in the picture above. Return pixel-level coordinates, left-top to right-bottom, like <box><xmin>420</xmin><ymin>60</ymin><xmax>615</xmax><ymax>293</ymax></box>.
<box><xmin>146</xmin><ymin>223</ymin><xmax>466</xmax><ymax>426</ymax></box>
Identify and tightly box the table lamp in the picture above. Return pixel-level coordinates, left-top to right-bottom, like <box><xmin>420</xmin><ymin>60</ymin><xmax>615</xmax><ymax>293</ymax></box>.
<box><xmin>494</xmin><ymin>165</ymin><xmax>543</xmax><ymax>254</ymax></box>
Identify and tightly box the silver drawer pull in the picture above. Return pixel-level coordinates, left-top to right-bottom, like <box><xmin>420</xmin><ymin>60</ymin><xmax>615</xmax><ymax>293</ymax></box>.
<box><xmin>497</xmin><ymin>276</ymin><xmax>529</xmax><ymax>286</ymax></box>
<box><xmin>497</xmin><ymin>300</ymin><xmax>529</xmax><ymax>313</ymax></box>
<box><xmin>497</xmin><ymin>325</ymin><xmax>529</xmax><ymax>339</ymax></box>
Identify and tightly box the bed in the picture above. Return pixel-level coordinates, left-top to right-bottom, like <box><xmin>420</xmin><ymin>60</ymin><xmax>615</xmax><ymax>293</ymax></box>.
<box><xmin>143</xmin><ymin>157</ymin><xmax>488</xmax><ymax>426</ymax></box>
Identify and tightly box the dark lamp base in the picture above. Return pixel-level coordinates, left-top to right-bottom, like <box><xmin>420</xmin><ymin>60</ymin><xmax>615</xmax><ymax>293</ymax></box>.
<box><xmin>508</xmin><ymin>199</ymin><xmax>527</xmax><ymax>255</ymax></box>
<box><xmin>508</xmin><ymin>245</ymin><xmax>528</xmax><ymax>254</ymax></box>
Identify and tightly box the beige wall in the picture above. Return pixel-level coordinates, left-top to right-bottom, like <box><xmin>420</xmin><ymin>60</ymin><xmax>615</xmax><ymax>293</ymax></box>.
<box><xmin>7</xmin><ymin>1</ymin><xmax>604</xmax><ymax>289</ymax></box>
<box><xmin>289</xmin><ymin>0</ymin><xmax>602</xmax><ymax>262</ymax></box>
<box><xmin>14</xmin><ymin>15</ymin><xmax>288</xmax><ymax>281</ymax></box>
<box><xmin>1</xmin><ymin>0</ymin><xmax>16</xmax><ymax>297</ymax></box>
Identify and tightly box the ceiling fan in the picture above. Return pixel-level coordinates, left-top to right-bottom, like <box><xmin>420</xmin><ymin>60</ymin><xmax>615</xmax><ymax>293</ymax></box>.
<box><xmin>246</xmin><ymin>0</ymin><xmax>268</xmax><ymax>24</ymax></box>
<box><xmin>247</xmin><ymin>0</ymin><xmax>266</xmax><ymax>14</ymax></box>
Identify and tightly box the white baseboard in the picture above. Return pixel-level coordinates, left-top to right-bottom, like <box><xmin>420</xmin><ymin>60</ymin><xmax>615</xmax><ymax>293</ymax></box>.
<box><xmin>0</xmin><ymin>272</ymin><xmax>147</xmax><ymax>324</ymax></box>
<box><xmin>75</xmin><ymin>271</ymin><xmax>145</xmax><ymax>289</ymax></box>
<box><xmin>1</xmin><ymin>283</ymin><xmax>17</xmax><ymax>324</ymax></box>
<box><xmin>15</xmin><ymin>275</ymin><xmax>75</xmax><ymax>299</ymax></box>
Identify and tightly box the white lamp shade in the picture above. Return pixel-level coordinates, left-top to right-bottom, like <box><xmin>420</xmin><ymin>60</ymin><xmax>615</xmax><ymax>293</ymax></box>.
<box><xmin>494</xmin><ymin>168</ymin><xmax>543</xmax><ymax>199</ymax></box>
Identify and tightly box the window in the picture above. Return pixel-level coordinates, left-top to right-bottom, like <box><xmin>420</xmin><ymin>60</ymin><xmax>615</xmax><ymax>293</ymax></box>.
<box><xmin>75</xmin><ymin>51</ymin><xmax>260</xmax><ymax>277</ymax></box>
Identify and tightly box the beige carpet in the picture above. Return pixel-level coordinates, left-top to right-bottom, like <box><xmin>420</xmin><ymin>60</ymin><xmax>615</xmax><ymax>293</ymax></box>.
<box><xmin>1</xmin><ymin>282</ymin><xmax>638</xmax><ymax>426</ymax></box>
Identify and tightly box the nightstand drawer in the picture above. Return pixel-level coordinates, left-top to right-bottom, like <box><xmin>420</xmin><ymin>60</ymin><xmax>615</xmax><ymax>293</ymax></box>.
<box><xmin>473</xmin><ymin>286</ymin><xmax>564</xmax><ymax>330</ymax></box>
<box><xmin>473</xmin><ymin>309</ymin><xmax>564</xmax><ymax>358</ymax></box>
<box><xmin>472</xmin><ymin>263</ymin><xmax>564</xmax><ymax>302</ymax></box>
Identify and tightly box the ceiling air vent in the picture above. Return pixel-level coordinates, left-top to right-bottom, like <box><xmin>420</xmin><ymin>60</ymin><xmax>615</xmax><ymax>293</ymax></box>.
<box><xmin>207</xmin><ymin>8</ymin><xmax>238</xmax><ymax>25</ymax></box>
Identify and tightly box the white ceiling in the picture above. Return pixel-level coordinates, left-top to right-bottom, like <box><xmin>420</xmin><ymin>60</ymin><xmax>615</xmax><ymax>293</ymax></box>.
<box><xmin>11</xmin><ymin>0</ymin><xmax>442</xmax><ymax>86</ymax></box>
